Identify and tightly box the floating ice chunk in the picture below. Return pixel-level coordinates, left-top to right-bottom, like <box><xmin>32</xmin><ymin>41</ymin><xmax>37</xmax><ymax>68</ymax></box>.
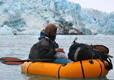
<box><xmin>0</xmin><ymin>25</ymin><xmax>14</xmax><ymax>35</ymax></box>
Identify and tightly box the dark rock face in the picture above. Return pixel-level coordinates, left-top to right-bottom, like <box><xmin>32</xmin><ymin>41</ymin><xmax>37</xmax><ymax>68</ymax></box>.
<box><xmin>56</xmin><ymin>20</ymin><xmax>84</xmax><ymax>35</ymax></box>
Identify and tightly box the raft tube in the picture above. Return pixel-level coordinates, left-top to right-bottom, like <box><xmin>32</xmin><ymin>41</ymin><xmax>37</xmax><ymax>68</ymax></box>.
<box><xmin>21</xmin><ymin>59</ymin><xmax>109</xmax><ymax>78</ymax></box>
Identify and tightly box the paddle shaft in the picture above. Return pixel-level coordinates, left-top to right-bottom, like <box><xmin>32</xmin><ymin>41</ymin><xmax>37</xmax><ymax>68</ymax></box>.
<box><xmin>0</xmin><ymin>57</ymin><xmax>53</xmax><ymax>65</ymax></box>
<box><xmin>2</xmin><ymin>59</ymin><xmax>53</xmax><ymax>62</ymax></box>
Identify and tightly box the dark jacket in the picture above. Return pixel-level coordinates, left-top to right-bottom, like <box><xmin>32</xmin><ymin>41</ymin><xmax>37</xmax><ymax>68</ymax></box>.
<box><xmin>29</xmin><ymin>37</ymin><xmax>59</xmax><ymax>61</ymax></box>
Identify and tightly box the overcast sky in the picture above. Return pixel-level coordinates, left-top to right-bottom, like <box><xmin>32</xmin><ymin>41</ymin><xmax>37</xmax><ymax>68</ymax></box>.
<box><xmin>67</xmin><ymin>0</ymin><xmax>114</xmax><ymax>13</ymax></box>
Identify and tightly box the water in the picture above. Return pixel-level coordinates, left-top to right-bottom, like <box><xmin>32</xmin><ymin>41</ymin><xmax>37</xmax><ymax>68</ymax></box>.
<box><xmin>0</xmin><ymin>35</ymin><xmax>114</xmax><ymax>80</ymax></box>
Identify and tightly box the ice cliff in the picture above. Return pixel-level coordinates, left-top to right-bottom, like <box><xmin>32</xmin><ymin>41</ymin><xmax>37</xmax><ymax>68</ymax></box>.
<box><xmin>0</xmin><ymin>0</ymin><xmax>114</xmax><ymax>35</ymax></box>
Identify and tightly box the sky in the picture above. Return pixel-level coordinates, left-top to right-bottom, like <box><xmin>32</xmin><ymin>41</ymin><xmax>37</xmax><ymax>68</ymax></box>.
<box><xmin>67</xmin><ymin>0</ymin><xmax>114</xmax><ymax>13</ymax></box>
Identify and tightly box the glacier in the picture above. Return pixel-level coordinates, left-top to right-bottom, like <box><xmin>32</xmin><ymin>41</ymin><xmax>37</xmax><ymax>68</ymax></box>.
<box><xmin>0</xmin><ymin>0</ymin><xmax>114</xmax><ymax>35</ymax></box>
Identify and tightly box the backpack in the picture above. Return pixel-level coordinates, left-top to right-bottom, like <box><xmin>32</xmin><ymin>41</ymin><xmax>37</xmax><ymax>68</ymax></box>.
<box><xmin>68</xmin><ymin>43</ymin><xmax>92</xmax><ymax>61</ymax></box>
<box><xmin>68</xmin><ymin>39</ymin><xmax>113</xmax><ymax>70</ymax></box>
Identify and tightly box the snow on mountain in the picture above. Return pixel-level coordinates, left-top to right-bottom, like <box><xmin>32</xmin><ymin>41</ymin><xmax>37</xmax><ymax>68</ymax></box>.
<box><xmin>0</xmin><ymin>0</ymin><xmax>114</xmax><ymax>35</ymax></box>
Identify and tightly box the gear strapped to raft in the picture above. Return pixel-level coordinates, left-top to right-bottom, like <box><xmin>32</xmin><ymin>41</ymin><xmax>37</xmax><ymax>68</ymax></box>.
<box><xmin>68</xmin><ymin>38</ymin><xmax>113</xmax><ymax>70</ymax></box>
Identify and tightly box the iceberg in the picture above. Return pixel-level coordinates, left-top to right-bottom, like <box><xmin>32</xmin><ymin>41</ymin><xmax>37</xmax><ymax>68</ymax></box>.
<box><xmin>0</xmin><ymin>0</ymin><xmax>114</xmax><ymax>35</ymax></box>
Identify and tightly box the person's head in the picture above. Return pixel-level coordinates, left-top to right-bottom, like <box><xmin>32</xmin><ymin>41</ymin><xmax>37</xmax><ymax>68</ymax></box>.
<box><xmin>44</xmin><ymin>23</ymin><xmax>57</xmax><ymax>36</ymax></box>
<box><xmin>44</xmin><ymin>23</ymin><xmax>57</xmax><ymax>41</ymax></box>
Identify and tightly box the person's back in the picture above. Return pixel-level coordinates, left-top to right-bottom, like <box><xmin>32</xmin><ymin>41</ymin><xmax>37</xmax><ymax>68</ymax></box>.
<box><xmin>29</xmin><ymin>37</ymin><xmax>58</xmax><ymax>61</ymax></box>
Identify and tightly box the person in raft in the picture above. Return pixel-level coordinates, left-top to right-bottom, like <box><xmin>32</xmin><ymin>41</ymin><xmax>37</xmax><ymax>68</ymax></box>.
<box><xmin>29</xmin><ymin>23</ymin><xmax>72</xmax><ymax>63</ymax></box>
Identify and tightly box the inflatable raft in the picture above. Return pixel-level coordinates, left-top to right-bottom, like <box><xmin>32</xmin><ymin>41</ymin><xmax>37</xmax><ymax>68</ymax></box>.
<box><xmin>21</xmin><ymin>59</ymin><xmax>109</xmax><ymax>78</ymax></box>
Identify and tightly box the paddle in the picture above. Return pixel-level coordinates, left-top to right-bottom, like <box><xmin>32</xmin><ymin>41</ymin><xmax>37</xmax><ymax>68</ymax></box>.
<box><xmin>92</xmin><ymin>45</ymin><xmax>109</xmax><ymax>54</ymax></box>
<box><xmin>0</xmin><ymin>57</ymin><xmax>53</xmax><ymax>65</ymax></box>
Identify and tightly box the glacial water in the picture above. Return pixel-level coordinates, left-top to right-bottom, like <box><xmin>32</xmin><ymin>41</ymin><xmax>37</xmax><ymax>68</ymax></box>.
<box><xmin>0</xmin><ymin>35</ymin><xmax>114</xmax><ymax>80</ymax></box>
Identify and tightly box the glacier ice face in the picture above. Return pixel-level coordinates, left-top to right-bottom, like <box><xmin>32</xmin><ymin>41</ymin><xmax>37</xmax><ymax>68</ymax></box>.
<box><xmin>0</xmin><ymin>0</ymin><xmax>114</xmax><ymax>35</ymax></box>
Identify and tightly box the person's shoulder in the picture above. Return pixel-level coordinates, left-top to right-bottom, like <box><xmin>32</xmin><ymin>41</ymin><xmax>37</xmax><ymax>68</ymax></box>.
<box><xmin>40</xmin><ymin>38</ymin><xmax>50</xmax><ymax>46</ymax></box>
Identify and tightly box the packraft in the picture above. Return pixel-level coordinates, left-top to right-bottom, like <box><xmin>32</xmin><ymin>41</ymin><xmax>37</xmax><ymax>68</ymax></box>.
<box><xmin>21</xmin><ymin>59</ymin><xmax>109</xmax><ymax>78</ymax></box>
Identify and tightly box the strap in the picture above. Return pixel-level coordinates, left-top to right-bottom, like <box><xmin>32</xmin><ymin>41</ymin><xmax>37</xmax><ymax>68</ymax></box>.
<box><xmin>80</xmin><ymin>61</ymin><xmax>85</xmax><ymax>78</ymax></box>
<box><xmin>92</xmin><ymin>49</ymin><xmax>112</xmax><ymax>70</ymax></box>
<box><xmin>104</xmin><ymin>58</ymin><xmax>113</xmax><ymax>70</ymax></box>
<box><xmin>96</xmin><ymin>60</ymin><xmax>102</xmax><ymax>78</ymax></box>
<box><xmin>90</xmin><ymin>45</ymin><xmax>112</xmax><ymax>70</ymax></box>
<box><xmin>74</xmin><ymin>47</ymin><xmax>81</xmax><ymax>61</ymax></box>
<box><xmin>27</xmin><ymin>62</ymin><xmax>33</xmax><ymax>74</ymax></box>
<box><xmin>58</xmin><ymin>64</ymin><xmax>67</xmax><ymax>79</ymax></box>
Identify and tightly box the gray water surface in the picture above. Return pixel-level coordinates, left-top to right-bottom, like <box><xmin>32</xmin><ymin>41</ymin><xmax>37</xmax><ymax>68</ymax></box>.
<box><xmin>0</xmin><ymin>35</ymin><xmax>114</xmax><ymax>80</ymax></box>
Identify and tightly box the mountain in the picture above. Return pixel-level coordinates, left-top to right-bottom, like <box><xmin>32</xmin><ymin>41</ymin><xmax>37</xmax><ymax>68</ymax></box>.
<box><xmin>0</xmin><ymin>0</ymin><xmax>114</xmax><ymax>35</ymax></box>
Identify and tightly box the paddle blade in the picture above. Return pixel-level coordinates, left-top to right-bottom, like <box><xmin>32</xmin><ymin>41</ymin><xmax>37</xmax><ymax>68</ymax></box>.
<box><xmin>93</xmin><ymin>45</ymin><xmax>109</xmax><ymax>54</ymax></box>
<box><xmin>0</xmin><ymin>57</ymin><xmax>24</xmax><ymax>65</ymax></box>
<box><xmin>0</xmin><ymin>57</ymin><xmax>53</xmax><ymax>65</ymax></box>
